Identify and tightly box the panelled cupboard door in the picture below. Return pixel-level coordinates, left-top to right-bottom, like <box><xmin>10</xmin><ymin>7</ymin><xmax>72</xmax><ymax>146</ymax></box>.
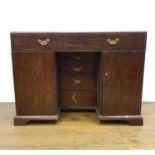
<box><xmin>101</xmin><ymin>50</ymin><xmax>145</xmax><ymax>116</ymax></box>
<box><xmin>12</xmin><ymin>52</ymin><xmax>57</xmax><ymax>116</ymax></box>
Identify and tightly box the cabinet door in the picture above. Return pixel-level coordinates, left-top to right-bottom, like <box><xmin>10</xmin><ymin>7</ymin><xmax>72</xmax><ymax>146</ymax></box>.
<box><xmin>101</xmin><ymin>51</ymin><xmax>145</xmax><ymax>116</ymax></box>
<box><xmin>12</xmin><ymin>52</ymin><xmax>58</xmax><ymax>115</ymax></box>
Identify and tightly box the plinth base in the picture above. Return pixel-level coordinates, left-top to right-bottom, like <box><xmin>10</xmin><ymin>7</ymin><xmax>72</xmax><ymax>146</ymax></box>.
<box><xmin>98</xmin><ymin>115</ymin><xmax>143</xmax><ymax>126</ymax></box>
<box><xmin>14</xmin><ymin>115</ymin><xmax>59</xmax><ymax>126</ymax></box>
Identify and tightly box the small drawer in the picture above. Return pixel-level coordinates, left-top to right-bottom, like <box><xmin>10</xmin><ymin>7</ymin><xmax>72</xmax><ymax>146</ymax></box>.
<box><xmin>58</xmin><ymin>63</ymin><xmax>97</xmax><ymax>75</ymax></box>
<box><xmin>60</xmin><ymin>91</ymin><xmax>97</xmax><ymax>107</ymax></box>
<box><xmin>57</xmin><ymin>52</ymin><xmax>98</xmax><ymax>63</ymax></box>
<box><xmin>59</xmin><ymin>75</ymin><xmax>97</xmax><ymax>90</ymax></box>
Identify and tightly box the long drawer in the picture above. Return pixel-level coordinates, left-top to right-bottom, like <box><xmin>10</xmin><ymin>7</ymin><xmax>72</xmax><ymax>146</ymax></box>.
<box><xmin>11</xmin><ymin>33</ymin><xmax>146</xmax><ymax>51</ymax></box>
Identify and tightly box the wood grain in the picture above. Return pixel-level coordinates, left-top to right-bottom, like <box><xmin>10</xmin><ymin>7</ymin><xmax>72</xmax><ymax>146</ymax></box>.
<box><xmin>60</xmin><ymin>91</ymin><xmax>97</xmax><ymax>108</ymax></box>
<box><xmin>12</xmin><ymin>52</ymin><xmax>58</xmax><ymax>116</ymax></box>
<box><xmin>11</xmin><ymin>32</ymin><xmax>146</xmax><ymax>51</ymax></box>
<box><xmin>11</xmin><ymin>32</ymin><xmax>147</xmax><ymax>125</ymax></box>
<box><xmin>101</xmin><ymin>50</ymin><xmax>145</xmax><ymax>116</ymax></box>
<box><xmin>0</xmin><ymin>103</ymin><xmax>155</xmax><ymax>149</ymax></box>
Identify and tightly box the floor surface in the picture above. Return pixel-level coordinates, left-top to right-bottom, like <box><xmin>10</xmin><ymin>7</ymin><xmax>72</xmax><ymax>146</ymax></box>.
<box><xmin>0</xmin><ymin>103</ymin><xmax>155</xmax><ymax>150</ymax></box>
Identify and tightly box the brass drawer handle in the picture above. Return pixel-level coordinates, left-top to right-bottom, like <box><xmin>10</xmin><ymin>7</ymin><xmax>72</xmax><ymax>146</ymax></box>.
<box><xmin>73</xmin><ymin>56</ymin><xmax>81</xmax><ymax>60</ymax></box>
<box><xmin>106</xmin><ymin>38</ymin><xmax>119</xmax><ymax>45</ymax></box>
<box><xmin>72</xmin><ymin>93</ymin><xmax>78</xmax><ymax>103</ymax></box>
<box><xmin>73</xmin><ymin>66</ymin><xmax>82</xmax><ymax>72</ymax></box>
<box><xmin>38</xmin><ymin>38</ymin><xmax>50</xmax><ymax>46</ymax></box>
<box><xmin>73</xmin><ymin>79</ymin><xmax>81</xmax><ymax>84</ymax></box>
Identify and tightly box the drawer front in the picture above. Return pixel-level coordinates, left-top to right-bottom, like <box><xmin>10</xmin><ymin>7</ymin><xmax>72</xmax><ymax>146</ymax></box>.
<box><xmin>11</xmin><ymin>33</ymin><xmax>146</xmax><ymax>50</ymax></box>
<box><xmin>103</xmin><ymin>35</ymin><xmax>145</xmax><ymax>49</ymax></box>
<box><xmin>57</xmin><ymin>52</ymin><xmax>98</xmax><ymax>63</ymax></box>
<box><xmin>59</xmin><ymin>75</ymin><xmax>97</xmax><ymax>90</ymax></box>
<box><xmin>60</xmin><ymin>91</ymin><xmax>97</xmax><ymax>107</ymax></box>
<box><xmin>12</xmin><ymin>35</ymin><xmax>53</xmax><ymax>50</ymax></box>
<box><xmin>58</xmin><ymin>63</ymin><xmax>97</xmax><ymax>75</ymax></box>
<box><xmin>57</xmin><ymin>52</ymin><xmax>98</xmax><ymax>75</ymax></box>
<box><xmin>12</xmin><ymin>35</ymin><xmax>104</xmax><ymax>50</ymax></box>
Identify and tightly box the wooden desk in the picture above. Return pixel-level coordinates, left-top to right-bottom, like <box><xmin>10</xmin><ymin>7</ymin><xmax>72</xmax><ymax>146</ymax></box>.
<box><xmin>11</xmin><ymin>32</ymin><xmax>147</xmax><ymax>125</ymax></box>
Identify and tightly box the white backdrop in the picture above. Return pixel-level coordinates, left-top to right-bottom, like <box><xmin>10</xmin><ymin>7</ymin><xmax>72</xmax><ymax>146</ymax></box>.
<box><xmin>0</xmin><ymin>0</ymin><xmax>155</xmax><ymax>102</ymax></box>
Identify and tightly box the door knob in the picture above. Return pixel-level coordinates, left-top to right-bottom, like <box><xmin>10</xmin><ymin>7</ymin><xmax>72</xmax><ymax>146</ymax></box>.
<box><xmin>105</xmin><ymin>73</ymin><xmax>109</xmax><ymax>76</ymax></box>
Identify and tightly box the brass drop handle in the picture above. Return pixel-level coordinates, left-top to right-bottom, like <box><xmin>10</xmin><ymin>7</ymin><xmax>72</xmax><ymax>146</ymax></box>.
<box><xmin>73</xmin><ymin>78</ymin><xmax>81</xmax><ymax>84</ymax></box>
<box><xmin>73</xmin><ymin>56</ymin><xmax>81</xmax><ymax>60</ymax></box>
<box><xmin>106</xmin><ymin>38</ymin><xmax>119</xmax><ymax>45</ymax></box>
<box><xmin>38</xmin><ymin>38</ymin><xmax>50</xmax><ymax>46</ymax></box>
<box><xmin>72</xmin><ymin>93</ymin><xmax>78</xmax><ymax>103</ymax></box>
<box><xmin>73</xmin><ymin>66</ymin><xmax>82</xmax><ymax>72</ymax></box>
